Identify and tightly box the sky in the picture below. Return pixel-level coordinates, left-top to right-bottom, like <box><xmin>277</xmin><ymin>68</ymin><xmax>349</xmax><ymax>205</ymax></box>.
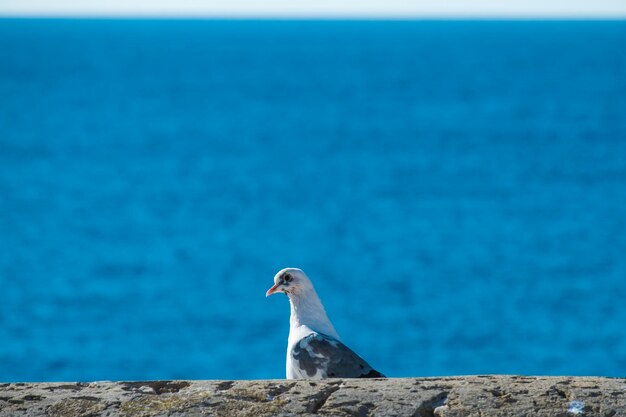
<box><xmin>1</xmin><ymin>0</ymin><xmax>626</xmax><ymax>18</ymax></box>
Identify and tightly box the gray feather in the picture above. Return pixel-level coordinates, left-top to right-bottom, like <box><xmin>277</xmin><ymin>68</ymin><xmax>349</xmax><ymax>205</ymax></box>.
<box><xmin>291</xmin><ymin>332</ymin><xmax>385</xmax><ymax>379</ymax></box>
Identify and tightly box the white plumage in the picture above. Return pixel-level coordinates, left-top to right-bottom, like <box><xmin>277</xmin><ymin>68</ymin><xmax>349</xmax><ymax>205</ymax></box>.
<box><xmin>266</xmin><ymin>268</ymin><xmax>384</xmax><ymax>379</ymax></box>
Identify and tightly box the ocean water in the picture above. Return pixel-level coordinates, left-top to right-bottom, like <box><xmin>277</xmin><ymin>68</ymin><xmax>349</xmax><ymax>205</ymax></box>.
<box><xmin>0</xmin><ymin>19</ymin><xmax>625</xmax><ymax>382</ymax></box>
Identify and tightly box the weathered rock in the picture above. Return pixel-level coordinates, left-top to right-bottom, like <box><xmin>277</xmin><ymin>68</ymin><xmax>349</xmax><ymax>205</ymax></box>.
<box><xmin>0</xmin><ymin>376</ymin><xmax>624</xmax><ymax>416</ymax></box>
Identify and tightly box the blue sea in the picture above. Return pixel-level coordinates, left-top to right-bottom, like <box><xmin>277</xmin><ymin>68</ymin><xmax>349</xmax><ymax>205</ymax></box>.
<box><xmin>0</xmin><ymin>19</ymin><xmax>625</xmax><ymax>382</ymax></box>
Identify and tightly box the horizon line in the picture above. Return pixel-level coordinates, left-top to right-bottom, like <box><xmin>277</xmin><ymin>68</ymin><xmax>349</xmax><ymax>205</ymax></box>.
<box><xmin>2</xmin><ymin>13</ymin><xmax>626</xmax><ymax>20</ymax></box>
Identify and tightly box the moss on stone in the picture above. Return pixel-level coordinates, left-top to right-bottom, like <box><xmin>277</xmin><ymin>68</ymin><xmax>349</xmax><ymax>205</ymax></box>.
<box><xmin>119</xmin><ymin>391</ymin><xmax>210</xmax><ymax>416</ymax></box>
<box><xmin>211</xmin><ymin>397</ymin><xmax>289</xmax><ymax>417</ymax></box>
<box><xmin>47</xmin><ymin>398</ymin><xmax>106</xmax><ymax>417</ymax></box>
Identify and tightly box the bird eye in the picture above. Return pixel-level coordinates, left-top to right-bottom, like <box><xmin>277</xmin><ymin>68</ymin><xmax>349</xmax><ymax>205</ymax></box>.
<box><xmin>284</xmin><ymin>274</ymin><xmax>292</xmax><ymax>283</ymax></box>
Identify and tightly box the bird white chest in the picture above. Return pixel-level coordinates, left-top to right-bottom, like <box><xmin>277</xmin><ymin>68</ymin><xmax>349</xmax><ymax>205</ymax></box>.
<box><xmin>286</xmin><ymin>324</ymin><xmax>317</xmax><ymax>379</ymax></box>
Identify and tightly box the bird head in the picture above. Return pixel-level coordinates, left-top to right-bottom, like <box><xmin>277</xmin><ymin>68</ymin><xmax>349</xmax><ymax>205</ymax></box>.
<box><xmin>266</xmin><ymin>267</ymin><xmax>311</xmax><ymax>297</ymax></box>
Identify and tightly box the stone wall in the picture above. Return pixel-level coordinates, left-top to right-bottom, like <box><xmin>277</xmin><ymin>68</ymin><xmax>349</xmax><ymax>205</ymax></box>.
<box><xmin>0</xmin><ymin>376</ymin><xmax>624</xmax><ymax>416</ymax></box>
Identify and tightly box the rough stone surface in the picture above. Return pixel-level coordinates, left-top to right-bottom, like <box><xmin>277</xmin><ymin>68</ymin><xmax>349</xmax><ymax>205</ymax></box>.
<box><xmin>0</xmin><ymin>376</ymin><xmax>624</xmax><ymax>416</ymax></box>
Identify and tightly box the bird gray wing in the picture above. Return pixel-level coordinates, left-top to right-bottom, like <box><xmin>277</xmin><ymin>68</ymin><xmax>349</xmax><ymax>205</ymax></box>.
<box><xmin>291</xmin><ymin>332</ymin><xmax>385</xmax><ymax>379</ymax></box>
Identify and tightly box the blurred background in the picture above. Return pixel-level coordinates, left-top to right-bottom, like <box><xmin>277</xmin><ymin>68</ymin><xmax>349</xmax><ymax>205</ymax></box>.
<box><xmin>1</xmin><ymin>2</ymin><xmax>625</xmax><ymax>382</ymax></box>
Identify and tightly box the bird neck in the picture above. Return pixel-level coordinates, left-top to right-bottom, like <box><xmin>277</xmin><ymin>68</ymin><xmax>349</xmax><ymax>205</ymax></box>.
<box><xmin>288</xmin><ymin>287</ymin><xmax>340</xmax><ymax>340</ymax></box>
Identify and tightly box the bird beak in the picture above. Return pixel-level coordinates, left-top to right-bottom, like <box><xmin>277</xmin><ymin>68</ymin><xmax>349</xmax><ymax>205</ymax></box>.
<box><xmin>266</xmin><ymin>282</ymin><xmax>281</xmax><ymax>297</ymax></box>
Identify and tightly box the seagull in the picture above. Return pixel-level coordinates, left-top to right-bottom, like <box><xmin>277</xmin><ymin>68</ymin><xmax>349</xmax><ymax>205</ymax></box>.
<box><xmin>266</xmin><ymin>267</ymin><xmax>385</xmax><ymax>379</ymax></box>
